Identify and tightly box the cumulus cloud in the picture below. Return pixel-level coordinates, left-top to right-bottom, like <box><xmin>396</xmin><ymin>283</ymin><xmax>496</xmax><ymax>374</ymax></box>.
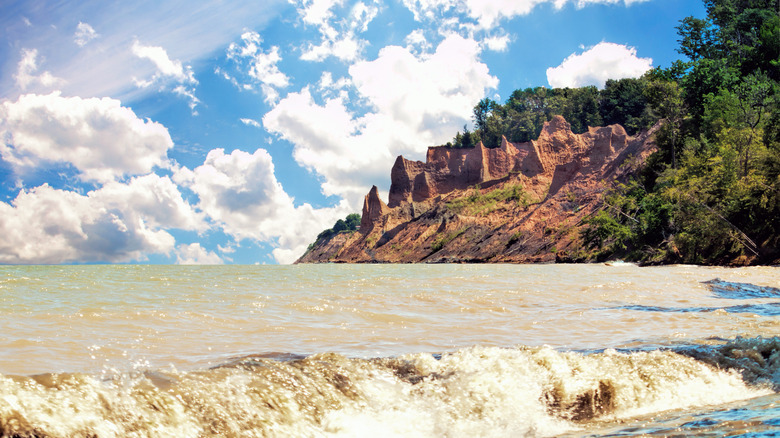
<box><xmin>13</xmin><ymin>49</ymin><xmax>64</xmax><ymax>91</ymax></box>
<box><xmin>404</xmin><ymin>29</ymin><xmax>432</xmax><ymax>54</ymax></box>
<box><xmin>175</xmin><ymin>243</ymin><xmax>224</xmax><ymax>264</ymax></box>
<box><xmin>264</xmin><ymin>34</ymin><xmax>497</xmax><ymax>206</ymax></box>
<box><xmin>292</xmin><ymin>0</ymin><xmax>379</xmax><ymax>62</ymax></box>
<box><xmin>0</xmin><ymin>92</ymin><xmax>173</xmax><ymax>183</ymax></box>
<box><xmin>174</xmin><ymin>148</ymin><xmax>349</xmax><ymax>264</ymax></box>
<box><xmin>318</xmin><ymin>72</ymin><xmax>351</xmax><ymax>92</ymax></box>
<box><xmin>225</xmin><ymin>31</ymin><xmax>290</xmax><ymax>103</ymax></box>
<box><xmin>297</xmin><ymin>0</ymin><xmax>345</xmax><ymax>26</ymax></box>
<box><xmin>482</xmin><ymin>33</ymin><xmax>511</xmax><ymax>52</ymax></box>
<box><xmin>92</xmin><ymin>174</ymin><xmax>205</xmax><ymax>231</ymax></box>
<box><xmin>74</xmin><ymin>22</ymin><xmax>98</xmax><ymax>47</ymax></box>
<box><xmin>402</xmin><ymin>0</ymin><xmax>648</xmax><ymax>28</ymax></box>
<box><xmin>546</xmin><ymin>41</ymin><xmax>653</xmax><ymax>88</ymax></box>
<box><xmin>0</xmin><ymin>175</ymin><xmax>202</xmax><ymax>264</ymax></box>
<box><xmin>131</xmin><ymin>41</ymin><xmax>199</xmax><ymax>111</ymax></box>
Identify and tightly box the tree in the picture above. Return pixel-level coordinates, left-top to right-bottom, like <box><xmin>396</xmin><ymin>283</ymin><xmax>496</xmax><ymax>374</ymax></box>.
<box><xmin>704</xmin><ymin>72</ymin><xmax>775</xmax><ymax>177</ymax></box>
<box><xmin>647</xmin><ymin>80</ymin><xmax>687</xmax><ymax>168</ymax></box>
<box><xmin>677</xmin><ymin>16</ymin><xmax>716</xmax><ymax>61</ymax></box>
<box><xmin>345</xmin><ymin>213</ymin><xmax>361</xmax><ymax>229</ymax></box>
<box><xmin>473</xmin><ymin>98</ymin><xmax>496</xmax><ymax>132</ymax></box>
<box><xmin>599</xmin><ymin>78</ymin><xmax>654</xmax><ymax>135</ymax></box>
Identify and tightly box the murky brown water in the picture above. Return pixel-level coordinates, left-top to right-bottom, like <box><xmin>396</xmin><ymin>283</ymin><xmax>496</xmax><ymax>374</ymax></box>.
<box><xmin>0</xmin><ymin>264</ymin><xmax>778</xmax><ymax>437</ymax></box>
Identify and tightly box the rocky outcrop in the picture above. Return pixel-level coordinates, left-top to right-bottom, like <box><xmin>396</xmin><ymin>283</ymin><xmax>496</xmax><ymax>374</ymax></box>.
<box><xmin>297</xmin><ymin>116</ymin><xmax>659</xmax><ymax>264</ymax></box>
<box><xmin>386</xmin><ymin>117</ymin><xmax>632</xmax><ymax>208</ymax></box>
<box><xmin>361</xmin><ymin>185</ymin><xmax>390</xmax><ymax>231</ymax></box>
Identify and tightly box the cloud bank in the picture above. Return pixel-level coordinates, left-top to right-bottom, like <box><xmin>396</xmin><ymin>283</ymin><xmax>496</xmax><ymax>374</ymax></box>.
<box><xmin>1</xmin><ymin>93</ymin><xmax>173</xmax><ymax>183</ymax></box>
<box><xmin>0</xmin><ymin>175</ymin><xmax>202</xmax><ymax>264</ymax></box>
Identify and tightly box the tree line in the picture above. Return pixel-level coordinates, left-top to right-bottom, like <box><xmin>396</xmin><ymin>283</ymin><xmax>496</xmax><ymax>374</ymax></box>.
<box><xmin>449</xmin><ymin>77</ymin><xmax>655</xmax><ymax>149</ymax></box>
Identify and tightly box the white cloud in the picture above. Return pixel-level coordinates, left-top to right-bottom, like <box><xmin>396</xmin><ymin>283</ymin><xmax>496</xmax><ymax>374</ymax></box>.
<box><xmin>264</xmin><ymin>34</ymin><xmax>498</xmax><ymax>206</ymax></box>
<box><xmin>175</xmin><ymin>243</ymin><xmax>224</xmax><ymax>264</ymax></box>
<box><xmin>131</xmin><ymin>41</ymin><xmax>196</xmax><ymax>84</ymax></box>
<box><xmin>92</xmin><ymin>174</ymin><xmax>205</xmax><ymax>231</ymax></box>
<box><xmin>482</xmin><ymin>34</ymin><xmax>511</xmax><ymax>52</ymax></box>
<box><xmin>131</xmin><ymin>41</ymin><xmax>199</xmax><ymax>111</ymax></box>
<box><xmin>0</xmin><ymin>92</ymin><xmax>173</xmax><ymax>183</ymax></box>
<box><xmin>13</xmin><ymin>49</ymin><xmax>64</xmax><ymax>91</ymax></box>
<box><xmin>300</xmin><ymin>33</ymin><xmax>363</xmax><ymax>62</ymax></box>
<box><xmin>74</xmin><ymin>22</ymin><xmax>98</xmax><ymax>47</ymax></box>
<box><xmin>575</xmin><ymin>0</ymin><xmax>648</xmax><ymax>6</ymax></box>
<box><xmin>402</xmin><ymin>0</ymin><xmax>648</xmax><ymax>28</ymax></box>
<box><xmin>546</xmin><ymin>41</ymin><xmax>653</xmax><ymax>88</ymax></box>
<box><xmin>240</xmin><ymin>118</ymin><xmax>263</xmax><ymax>128</ymax></box>
<box><xmin>172</xmin><ymin>85</ymin><xmax>201</xmax><ymax>112</ymax></box>
<box><xmin>0</xmin><ymin>176</ymin><xmax>202</xmax><ymax>264</ymax></box>
<box><xmin>226</xmin><ymin>31</ymin><xmax>290</xmax><ymax>103</ymax></box>
<box><xmin>404</xmin><ymin>29</ymin><xmax>433</xmax><ymax>54</ymax></box>
<box><xmin>1</xmin><ymin>1</ymin><xmax>287</xmax><ymax>103</ymax></box>
<box><xmin>297</xmin><ymin>0</ymin><xmax>345</xmax><ymax>26</ymax></box>
<box><xmin>464</xmin><ymin>0</ymin><xmax>550</xmax><ymax>27</ymax></box>
<box><xmin>293</xmin><ymin>0</ymin><xmax>379</xmax><ymax>62</ymax></box>
<box><xmin>174</xmin><ymin>148</ymin><xmax>349</xmax><ymax>264</ymax></box>
<box><xmin>318</xmin><ymin>72</ymin><xmax>350</xmax><ymax>91</ymax></box>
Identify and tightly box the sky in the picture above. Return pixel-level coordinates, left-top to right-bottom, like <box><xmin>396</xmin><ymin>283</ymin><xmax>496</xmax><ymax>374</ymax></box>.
<box><xmin>0</xmin><ymin>0</ymin><xmax>706</xmax><ymax>265</ymax></box>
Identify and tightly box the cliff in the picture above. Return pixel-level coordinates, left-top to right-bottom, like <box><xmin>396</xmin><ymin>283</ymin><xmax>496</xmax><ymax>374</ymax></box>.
<box><xmin>297</xmin><ymin>116</ymin><xmax>659</xmax><ymax>264</ymax></box>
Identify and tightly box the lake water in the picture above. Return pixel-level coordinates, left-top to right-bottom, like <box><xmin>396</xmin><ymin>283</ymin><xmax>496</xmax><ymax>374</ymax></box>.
<box><xmin>0</xmin><ymin>264</ymin><xmax>778</xmax><ymax>437</ymax></box>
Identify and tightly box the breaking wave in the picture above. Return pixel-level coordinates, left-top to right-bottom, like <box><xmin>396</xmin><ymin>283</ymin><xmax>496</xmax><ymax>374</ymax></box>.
<box><xmin>1</xmin><ymin>337</ymin><xmax>777</xmax><ymax>438</ymax></box>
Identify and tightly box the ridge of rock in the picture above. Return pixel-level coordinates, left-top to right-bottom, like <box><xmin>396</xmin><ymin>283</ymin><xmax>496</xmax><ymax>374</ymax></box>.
<box><xmin>385</xmin><ymin>115</ymin><xmax>630</xmax><ymax>208</ymax></box>
<box><xmin>297</xmin><ymin>116</ymin><xmax>659</xmax><ymax>264</ymax></box>
<box><xmin>361</xmin><ymin>185</ymin><xmax>390</xmax><ymax>231</ymax></box>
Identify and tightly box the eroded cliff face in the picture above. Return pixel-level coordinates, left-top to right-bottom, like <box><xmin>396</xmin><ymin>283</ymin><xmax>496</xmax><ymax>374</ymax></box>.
<box><xmin>297</xmin><ymin>116</ymin><xmax>658</xmax><ymax>264</ymax></box>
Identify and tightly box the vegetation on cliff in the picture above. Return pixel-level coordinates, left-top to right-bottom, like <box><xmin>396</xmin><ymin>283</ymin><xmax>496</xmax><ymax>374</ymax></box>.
<box><xmin>579</xmin><ymin>0</ymin><xmax>779</xmax><ymax>265</ymax></box>
<box><xmin>302</xmin><ymin>0</ymin><xmax>779</xmax><ymax>265</ymax></box>
<box><xmin>447</xmin><ymin>0</ymin><xmax>779</xmax><ymax>265</ymax></box>
<box><xmin>450</xmin><ymin>78</ymin><xmax>654</xmax><ymax>149</ymax></box>
<box><xmin>308</xmin><ymin>213</ymin><xmax>361</xmax><ymax>250</ymax></box>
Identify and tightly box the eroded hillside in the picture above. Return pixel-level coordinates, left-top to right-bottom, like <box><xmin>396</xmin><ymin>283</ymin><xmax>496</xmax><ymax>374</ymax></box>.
<box><xmin>298</xmin><ymin>116</ymin><xmax>658</xmax><ymax>263</ymax></box>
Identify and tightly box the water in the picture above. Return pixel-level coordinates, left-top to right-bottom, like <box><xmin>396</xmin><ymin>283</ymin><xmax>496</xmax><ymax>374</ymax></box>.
<box><xmin>0</xmin><ymin>264</ymin><xmax>778</xmax><ymax>437</ymax></box>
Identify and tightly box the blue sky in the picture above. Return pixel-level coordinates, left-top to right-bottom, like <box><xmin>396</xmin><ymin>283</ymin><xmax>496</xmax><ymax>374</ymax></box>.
<box><xmin>0</xmin><ymin>0</ymin><xmax>705</xmax><ymax>264</ymax></box>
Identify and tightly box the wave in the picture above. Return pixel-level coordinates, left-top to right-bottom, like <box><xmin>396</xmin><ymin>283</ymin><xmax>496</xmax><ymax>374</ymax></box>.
<box><xmin>1</xmin><ymin>337</ymin><xmax>777</xmax><ymax>438</ymax></box>
<box><xmin>703</xmin><ymin>279</ymin><xmax>780</xmax><ymax>299</ymax></box>
<box><xmin>612</xmin><ymin>279</ymin><xmax>780</xmax><ymax>316</ymax></box>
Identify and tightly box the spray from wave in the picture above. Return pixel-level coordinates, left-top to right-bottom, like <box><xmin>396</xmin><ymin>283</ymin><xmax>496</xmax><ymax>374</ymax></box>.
<box><xmin>1</xmin><ymin>337</ymin><xmax>777</xmax><ymax>438</ymax></box>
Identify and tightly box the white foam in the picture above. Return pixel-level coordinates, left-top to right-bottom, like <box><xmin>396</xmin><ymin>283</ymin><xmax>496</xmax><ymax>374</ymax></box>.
<box><xmin>0</xmin><ymin>344</ymin><xmax>774</xmax><ymax>438</ymax></box>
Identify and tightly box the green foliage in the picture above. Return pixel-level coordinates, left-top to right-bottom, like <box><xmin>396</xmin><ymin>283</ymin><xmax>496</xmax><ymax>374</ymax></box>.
<box><xmin>677</xmin><ymin>16</ymin><xmax>716</xmax><ymax>61</ymax></box>
<box><xmin>574</xmin><ymin>0</ymin><xmax>780</xmax><ymax>265</ymax></box>
<box><xmin>600</xmin><ymin>78</ymin><xmax>656</xmax><ymax>134</ymax></box>
<box><xmin>345</xmin><ymin>213</ymin><xmax>361</xmax><ymax>229</ymax></box>
<box><xmin>452</xmin><ymin>125</ymin><xmax>479</xmax><ymax>148</ymax></box>
<box><xmin>312</xmin><ymin>213</ymin><xmax>362</xmax><ymax>245</ymax></box>
<box><xmin>507</xmin><ymin>230</ymin><xmax>524</xmax><ymax>246</ymax></box>
<box><xmin>446</xmin><ymin>183</ymin><xmax>529</xmax><ymax>216</ymax></box>
<box><xmin>447</xmin><ymin>77</ymin><xmax>657</xmax><ymax>150</ymax></box>
<box><xmin>431</xmin><ymin>228</ymin><xmax>468</xmax><ymax>253</ymax></box>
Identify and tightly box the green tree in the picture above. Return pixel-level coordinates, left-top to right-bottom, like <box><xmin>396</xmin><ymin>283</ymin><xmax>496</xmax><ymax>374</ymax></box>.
<box><xmin>473</xmin><ymin>98</ymin><xmax>497</xmax><ymax>132</ymax></box>
<box><xmin>599</xmin><ymin>78</ymin><xmax>655</xmax><ymax>135</ymax></box>
<box><xmin>345</xmin><ymin>213</ymin><xmax>361</xmax><ymax>229</ymax></box>
<box><xmin>647</xmin><ymin>80</ymin><xmax>687</xmax><ymax>168</ymax></box>
<box><xmin>677</xmin><ymin>16</ymin><xmax>716</xmax><ymax>61</ymax></box>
